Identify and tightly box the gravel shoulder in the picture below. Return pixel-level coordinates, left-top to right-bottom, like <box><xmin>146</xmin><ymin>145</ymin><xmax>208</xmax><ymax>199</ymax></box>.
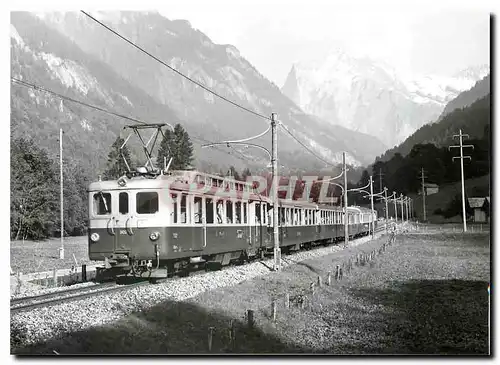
<box><xmin>12</xmin><ymin>227</ymin><xmax>490</xmax><ymax>354</ymax></box>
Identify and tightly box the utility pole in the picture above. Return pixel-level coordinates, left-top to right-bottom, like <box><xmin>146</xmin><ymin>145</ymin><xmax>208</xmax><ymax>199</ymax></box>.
<box><xmin>449</xmin><ymin>129</ymin><xmax>474</xmax><ymax>232</ymax></box>
<box><xmin>400</xmin><ymin>194</ymin><xmax>405</xmax><ymax>222</ymax></box>
<box><xmin>393</xmin><ymin>191</ymin><xmax>398</xmax><ymax>223</ymax></box>
<box><xmin>370</xmin><ymin>175</ymin><xmax>374</xmax><ymax>239</ymax></box>
<box><xmin>384</xmin><ymin>188</ymin><xmax>389</xmax><ymax>232</ymax></box>
<box><xmin>271</xmin><ymin>113</ymin><xmax>281</xmax><ymax>270</ymax></box>
<box><xmin>59</xmin><ymin>128</ymin><xmax>64</xmax><ymax>260</ymax></box>
<box><xmin>343</xmin><ymin>152</ymin><xmax>348</xmax><ymax>248</ymax></box>
<box><xmin>419</xmin><ymin>168</ymin><xmax>427</xmax><ymax>222</ymax></box>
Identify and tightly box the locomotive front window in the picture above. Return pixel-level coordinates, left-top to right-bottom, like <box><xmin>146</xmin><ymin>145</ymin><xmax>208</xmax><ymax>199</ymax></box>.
<box><xmin>136</xmin><ymin>192</ymin><xmax>159</xmax><ymax>214</ymax></box>
<box><xmin>93</xmin><ymin>192</ymin><xmax>111</xmax><ymax>215</ymax></box>
<box><xmin>119</xmin><ymin>192</ymin><xmax>129</xmax><ymax>214</ymax></box>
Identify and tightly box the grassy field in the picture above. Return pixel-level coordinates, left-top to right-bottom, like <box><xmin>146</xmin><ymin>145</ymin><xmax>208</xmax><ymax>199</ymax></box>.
<box><xmin>13</xmin><ymin>228</ymin><xmax>490</xmax><ymax>355</ymax></box>
<box><xmin>10</xmin><ymin>236</ymin><xmax>99</xmax><ymax>274</ymax></box>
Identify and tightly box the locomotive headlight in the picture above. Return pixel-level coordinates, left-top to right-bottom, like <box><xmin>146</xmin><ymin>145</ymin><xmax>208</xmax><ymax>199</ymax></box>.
<box><xmin>149</xmin><ymin>231</ymin><xmax>160</xmax><ymax>241</ymax></box>
<box><xmin>90</xmin><ymin>232</ymin><xmax>100</xmax><ymax>242</ymax></box>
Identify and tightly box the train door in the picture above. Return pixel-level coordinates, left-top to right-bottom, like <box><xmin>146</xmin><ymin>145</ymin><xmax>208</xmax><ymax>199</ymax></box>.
<box><xmin>192</xmin><ymin>196</ymin><xmax>206</xmax><ymax>251</ymax></box>
<box><xmin>114</xmin><ymin>191</ymin><xmax>134</xmax><ymax>253</ymax></box>
<box><xmin>251</xmin><ymin>202</ymin><xmax>262</xmax><ymax>248</ymax></box>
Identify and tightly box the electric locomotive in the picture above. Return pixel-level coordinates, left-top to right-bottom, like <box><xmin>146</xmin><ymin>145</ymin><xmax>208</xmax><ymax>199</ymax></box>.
<box><xmin>88</xmin><ymin>168</ymin><xmax>377</xmax><ymax>281</ymax></box>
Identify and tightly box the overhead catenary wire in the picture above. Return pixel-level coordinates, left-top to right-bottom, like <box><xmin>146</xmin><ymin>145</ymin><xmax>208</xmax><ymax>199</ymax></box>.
<box><xmin>80</xmin><ymin>10</ymin><xmax>270</xmax><ymax>122</ymax></box>
<box><xmin>80</xmin><ymin>11</ymin><xmax>344</xmax><ymax>169</ymax></box>
<box><xmin>12</xmin><ymin>77</ymin><xmax>149</xmax><ymax>125</ymax></box>
<box><xmin>279</xmin><ymin>122</ymin><xmax>337</xmax><ymax>167</ymax></box>
<box><xmin>11</xmin><ymin>77</ymin><xmax>254</xmax><ymax>165</ymax></box>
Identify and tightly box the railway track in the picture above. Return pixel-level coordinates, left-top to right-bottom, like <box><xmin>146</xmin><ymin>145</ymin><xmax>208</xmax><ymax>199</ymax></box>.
<box><xmin>10</xmin><ymin>223</ymin><xmax>400</xmax><ymax>315</ymax></box>
<box><xmin>10</xmin><ymin>281</ymin><xmax>150</xmax><ymax>314</ymax></box>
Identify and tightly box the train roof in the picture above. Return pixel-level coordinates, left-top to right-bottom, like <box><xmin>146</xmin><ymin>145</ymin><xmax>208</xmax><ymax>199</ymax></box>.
<box><xmin>88</xmin><ymin>171</ymin><xmax>372</xmax><ymax>214</ymax></box>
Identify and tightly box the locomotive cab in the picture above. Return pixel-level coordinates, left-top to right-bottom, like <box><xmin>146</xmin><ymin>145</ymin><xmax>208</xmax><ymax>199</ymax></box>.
<box><xmin>88</xmin><ymin>179</ymin><xmax>167</xmax><ymax>276</ymax></box>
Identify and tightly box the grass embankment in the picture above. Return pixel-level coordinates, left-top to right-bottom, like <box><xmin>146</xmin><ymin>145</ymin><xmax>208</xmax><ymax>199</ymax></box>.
<box><xmin>13</xmin><ymin>229</ymin><xmax>490</xmax><ymax>355</ymax></box>
<box><xmin>10</xmin><ymin>236</ymin><xmax>99</xmax><ymax>274</ymax></box>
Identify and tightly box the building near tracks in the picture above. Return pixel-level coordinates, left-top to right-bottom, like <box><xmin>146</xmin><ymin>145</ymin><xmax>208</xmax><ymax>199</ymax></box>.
<box><xmin>418</xmin><ymin>183</ymin><xmax>439</xmax><ymax>196</ymax></box>
<box><xmin>467</xmin><ymin>197</ymin><xmax>490</xmax><ymax>223</ymax></box>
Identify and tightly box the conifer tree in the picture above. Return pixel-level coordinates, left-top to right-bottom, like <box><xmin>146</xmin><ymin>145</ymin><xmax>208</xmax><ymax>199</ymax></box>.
<box><xmin>103</xmin><ymin>136</ymin><xmax>131</xmax><ymax>180</ymax></box>
<box><xmin>157</xmin><ymin>123</ymin><xmax>194</xmax><ymax>170</ymax></box>
<box><xmin>241</xmin><ymin>167</ymin><xmax>252</xmax><ymax>181</ymax></box>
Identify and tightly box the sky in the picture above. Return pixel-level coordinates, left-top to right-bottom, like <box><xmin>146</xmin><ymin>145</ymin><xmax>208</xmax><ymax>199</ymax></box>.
<box><xmin>159</xmin><ymin>0</ymin><xmax>491</xmax><ymax>86</ymax></box>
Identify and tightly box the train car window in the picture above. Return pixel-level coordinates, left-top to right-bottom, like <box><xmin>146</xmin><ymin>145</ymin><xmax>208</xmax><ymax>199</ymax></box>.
<box><xmin>180</xmin><ymin>194</ymin><xmax>187</xmax><ymax>223</ymax></box>
<box><xmin>118</xmin><ymin>192</ymin><xmax>129</xmax><ymax>214</ymax></box>
<box><xmin>255</xmin><ymin>203</ymin><xmax>261</xmax><ymax>224</ymax></box>
<box><xmin>243</xmin><ymin>202</ymin><xmax>248</xmax><ymax>224</ymax></box>
<box><xmin>136</xmin><ymin>192</ymin><xmax>159</xmax><ymax>214</ymax></box>
<box><xmin>194</xmin><ymin>197</ymin><xmax>203</xmax><ymax>224</ymax></box>
<box><xmin>206</xmin><ymin>198</ymin><xmax>214</xmax><ymax>224</ymax></box>
<box><xmin>93</xmin><ymin>192</ymin><xmax>111</xmax><ymax>215</ymax></box>
<box><xmin>235</xmin><ymin>202</ymin><xmax>242</xmax><ymax>224</ymax></box>
<box><xmin>226</xmin><ymin>201</ymin><xmax>233</xmax><ymax>224</ymax></box>
<box><xmin>171</xmin><ymin>193</ymin><xmax>178</xmax><ymax>223</ymax></box>
<box><xmin>216</xmin><ymin>200</ymin><xmax>224</xmax><ymax>224</ymax></box>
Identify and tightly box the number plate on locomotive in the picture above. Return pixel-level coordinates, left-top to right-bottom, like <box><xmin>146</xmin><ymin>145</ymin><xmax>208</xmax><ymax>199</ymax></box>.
<box><xmin>120</xmin><ymin>230</ymin><xmax>127</xmax><ymax>235</ymax></box>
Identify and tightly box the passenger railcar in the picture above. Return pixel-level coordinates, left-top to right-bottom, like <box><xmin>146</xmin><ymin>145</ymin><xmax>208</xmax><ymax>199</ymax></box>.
<box><xmin>88</xmin><ymin>170</ymin><xmax>376</xmax><ymax>280</ymax></box>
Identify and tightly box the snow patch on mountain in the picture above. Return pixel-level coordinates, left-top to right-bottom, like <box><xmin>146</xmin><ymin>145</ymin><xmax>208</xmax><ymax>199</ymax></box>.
<box><xmin>282</xmin><ymin>47</ymin><xmax>489</xmax><ymax>147</ymax></box>
<box><xmin>80</xmin><ymin>119</ymin><xmax>92</xmax><ymax>131</ymax></box>
<box><xmin>118</xmin><ymin>93</ymin><xmax>133</xmax><ymax>107</ymax></box>
<box><xmin>10</xmin><ymin>25</ymin><xmax>26</xmax><ymax>48</ymax></box>
<box><xmin>38</xmin><ymin>52</ymin><xmax>109</xmax><ymax>103</ymax></box>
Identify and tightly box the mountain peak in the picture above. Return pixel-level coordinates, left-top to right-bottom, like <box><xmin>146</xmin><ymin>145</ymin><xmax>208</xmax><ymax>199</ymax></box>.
<box><xmin>453</xmin><ymin>64</ymin><xmax>490</xmax><ymax>81</ymax></box>
<box><xmin>282</xmin><ymin>47</ymin><xmax>488</xmax><ymax>148</ymax></box>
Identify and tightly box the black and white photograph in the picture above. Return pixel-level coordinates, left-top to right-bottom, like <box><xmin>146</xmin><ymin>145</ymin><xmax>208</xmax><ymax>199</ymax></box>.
<box><xmin>8</xmin><ymin>0</ymin><xmax>493</xmax><ymax>356</ymax></box>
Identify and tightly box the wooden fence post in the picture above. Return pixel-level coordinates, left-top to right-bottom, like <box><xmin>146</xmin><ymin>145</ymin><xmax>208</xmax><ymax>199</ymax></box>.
<box><xmin>52</xmin><ymin>268</ymin><xmax>57</xmax><ymax>288</ymax></box>
<box><xmin>207</xmin><ymin>327</ymin><xmax>214</xmax><ymax>352</ymax></box>
<box><xmin>310</xmin><ymin>282</ymin><xmax>315</xmax><ymax>295</ymax></box>
<box><xmin>271</xmin><ymin>300</ymin><xmax>277</xmax><ymax>322</ymax></box>
<box><xmin>327</xmin><ymin>272</ymin><xmax>332</xmax><ymax>286</ymax></box>
<box><xmin>230</xmin><ymin>320</ymin><xmax>236</xmax><ymax>350</ymax></box>
<box><xmin>317</xmin><ymin>275</ymin><xmax>322</xmax><ymax>288</ymax></box>
<box><xmin>247</xmin><ymin>310</ymin><xmax>254</xmax><ymax>328</ymax></box>
<box><xmin>82</xmin><ymin>264</ymin><xmax>87</xmax><ymax>282</ymax></box>
<box><xmin>285</xmin><ymin>293</ymin><xmax>290</xmax><ymax>309</ymax></box>
<box><xmin>336</xmin><ymin>265</ymin><xmax>341</xmax><ymax>280</ymax></box>
<box><xmin>16</xmin><ymin>272</ymin><xmax>22</xmax><ymax>294</ymax></box>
